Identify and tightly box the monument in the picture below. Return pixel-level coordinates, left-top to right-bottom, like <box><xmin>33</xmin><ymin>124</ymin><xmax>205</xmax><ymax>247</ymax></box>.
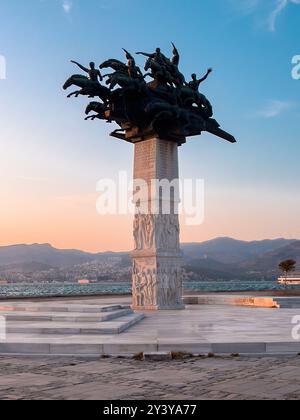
<box><xmin>63</xmin><ymin>44</ymin><xmax>236</xmax><ymax>311</ymax></box>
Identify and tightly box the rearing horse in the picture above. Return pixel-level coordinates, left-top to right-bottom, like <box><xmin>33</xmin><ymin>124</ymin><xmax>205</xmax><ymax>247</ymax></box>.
<box><xmin>100</xmin><ymin>60</ymin><xmax>128</xmax><ymax>76</ymax></box>
<box><xmin>63</xmin><ymin>75</ymin><xmax>111</xmax><ymax>103</ymax></box>
<box><xmin>177</xmin><ymin>86</ymin><xmax>213</xmax><ymax>118</ymax></box>
<box><xmin>167</xmin><ymin>63</ymin><xmax>186</xmax><ymax>87</ymax></box>
<box><xmin>144</xmin><ymin>58</ymin><xmax>174</xmax><ymax>87</ymax></box>
<box><xmin>100</xmin><ymin>59</ymin><xmax>147</xmax><ymax>93</ymax></box>
<box><xmin>85</xmin><ymin>102</ymin><xmax>108</xmax><ymax>121</ymax></box>
<box><xmin>105</xmin><ymin>71</ymin><xmax>148</xmax><ymax>94</ymax></box>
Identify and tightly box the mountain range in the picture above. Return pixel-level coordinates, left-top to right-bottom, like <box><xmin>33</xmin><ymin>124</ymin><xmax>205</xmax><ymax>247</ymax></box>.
<box><xmin>0</xmin><ymin>237</ymin><xmax>299</xmax><ymax>281</ymax></box>
<box><xmin>0</xmin><ymin>243</ymin><xmax>122</xmax><ymax>269</ymax></box>
<box><xmin>183</xmin><ymin>238</ymin><xmax>300</xmax><ymax>280</ymax></box>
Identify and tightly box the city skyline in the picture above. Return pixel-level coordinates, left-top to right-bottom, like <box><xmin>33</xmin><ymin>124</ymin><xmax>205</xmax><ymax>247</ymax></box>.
<box><xmin>0</xmin><ymin>0</ymin><xmax>300</xmax><ymax>252</ymax></box>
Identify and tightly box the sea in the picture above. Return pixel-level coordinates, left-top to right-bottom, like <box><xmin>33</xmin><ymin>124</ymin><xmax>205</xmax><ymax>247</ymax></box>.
<box><xmin>0</xmin><ymin>281</ymin><xmax>298</xmax><ymax>299</ymax></box>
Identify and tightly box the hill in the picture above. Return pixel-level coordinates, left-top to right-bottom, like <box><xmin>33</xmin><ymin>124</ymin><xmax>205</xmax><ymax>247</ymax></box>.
<box><xmin>182</xmin><ymin>238</ymin><xmax>295</xmax><ymax>264</ymax></box>
<box><xmin>0</xmin><ymin>238</ymin><xmax>298</xmax><ymax>282</ymax></box>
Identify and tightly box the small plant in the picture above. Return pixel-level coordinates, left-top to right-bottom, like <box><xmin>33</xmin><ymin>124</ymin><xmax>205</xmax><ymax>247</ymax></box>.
<box><xmin>207</xmin><ymin>352</ymin><xmax>215</xmax><ymax>358</ymax></box>
<box><xmin>133</xmin><ymin>352</ymin><xmax>144</xmax><ymax>361</ymax></box>
<box><xmin>279</xmin><ymin>259</ymin><xmax>297</xmax><ymax>286</ymax></box>
<box><xmin>171</xmin><ymin>351</ymin><xmax>193</xmax><ymax>360</ymax></box>
<box><xmin>101</xmin><ymin>354</ymin><xmax>110</xmax><ymax>359</ymax></box>
<box><xmin>231</xmin><ymin>353</ymin><xmax>240</xmax><ymax>358</ymax></box>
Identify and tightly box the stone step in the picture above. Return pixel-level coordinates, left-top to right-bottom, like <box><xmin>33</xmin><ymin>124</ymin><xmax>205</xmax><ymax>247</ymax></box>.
<box><xmin>1</xmin><ymin>308</ymin><xmax>132</xmax><ymax>323</ymax></box>
<box><xmin>6</xmin><ymin>313</ymin><xmax>145</xmax><ymax>335</ymax></box>
<box><xmin>184</xmin><ymin>295</ymin><xmax>280</xmax><ymax>308</ymax></box>
<box><xmin>273</xmin><ymin>298</ymin><xmax>300</xmax><ymax>309</ymax></box>
<box><xmin>1</xmin><ymin>336</ymin><xmax>300</xmax><ymax>357</ymax></box>
<box><xmin>0</xmin><ymin>303</ymin><xmax>127</xmax><ymax>314</ymax></box>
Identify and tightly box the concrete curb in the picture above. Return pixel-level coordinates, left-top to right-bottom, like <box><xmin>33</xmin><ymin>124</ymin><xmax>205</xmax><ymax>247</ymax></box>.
<box><xmin>1</xmin><ymin>340</ymin><xmax>300</xmax><ymax>357</ymax></box>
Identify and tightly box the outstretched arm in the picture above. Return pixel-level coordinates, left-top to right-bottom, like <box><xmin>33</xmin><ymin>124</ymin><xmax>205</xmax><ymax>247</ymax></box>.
<box><xmin>70</xmin><ymin>60</ymin><xmax>89</xmax><ymax>73</ymax></box>
<box><xmin>136</xmin><ymin>52</ymin><xmax>153</xmax><ymax>58</ymax></box>
<box><xmin>136</xmin><ymin>67</ymin><xmax>144</xmax><ymax>77</ymax></box>
<box><xmin>171</xmin><ymin>42</ymin><xmax>180</xmax><ymax>66</ymax></box>
<box><xmin>123</xmin><ymin>48</ymin><xmax>134</xmax><ymax>60</ymax></box>
<box><xmin>198</xmin><ymin>68</ymin><xmax>213</xmax><ymax>84</ymax></box>
<box><xmin>97</xmin><ymin>70</ymin><xmax>103</xmax><ymax>82</ymax></box>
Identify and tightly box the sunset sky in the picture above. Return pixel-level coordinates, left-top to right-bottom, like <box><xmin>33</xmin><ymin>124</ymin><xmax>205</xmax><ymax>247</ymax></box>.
<box><xmin>0</xmin><ymin>0</ymin><xmax>300</xmax><ymax>252</ymax></box>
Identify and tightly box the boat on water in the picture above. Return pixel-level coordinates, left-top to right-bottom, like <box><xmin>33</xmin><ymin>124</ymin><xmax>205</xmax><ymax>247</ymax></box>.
<box><xmin>278</xmin><ymin>273</ymin><xmax>300</xmax><ymax>285</ymax></box>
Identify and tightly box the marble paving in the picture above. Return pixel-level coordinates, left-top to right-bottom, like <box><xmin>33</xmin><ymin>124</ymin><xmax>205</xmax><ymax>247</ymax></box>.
<box><xmin>0</xmin><ymin>355</ymin><xmax>300</xmax><ymax>400</ymax></box>
<box><xmin>0</xmin><ymin>296</ymin><xmax>300</xmax><ymax>355</ymax></box>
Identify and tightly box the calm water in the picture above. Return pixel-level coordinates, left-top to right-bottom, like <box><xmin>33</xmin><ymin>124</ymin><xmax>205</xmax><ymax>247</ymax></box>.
<box><xmin>0</xmin><ymin>281</ymin><xmax>297</xmax><ymax>299</ymax></box>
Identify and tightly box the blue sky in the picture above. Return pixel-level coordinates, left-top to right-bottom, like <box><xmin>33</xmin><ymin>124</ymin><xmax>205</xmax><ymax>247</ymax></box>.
<box><xmin>0</xmin><ymin>0</ymin><xmax>299</xmax><ymax>251</ymax></box>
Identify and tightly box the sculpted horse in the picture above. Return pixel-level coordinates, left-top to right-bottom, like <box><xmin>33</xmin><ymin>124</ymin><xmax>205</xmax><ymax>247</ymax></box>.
<box><xmin>145</xmin><ymin>102</ymin><xmax>206</xmax><ymax>136</ymax></box>
<box><xmin>105</xmin><ymin>71</ymin><xmax>148</xmax><ymax>95</ymax></box>
<box><xmin>177</xmin><ymin>86</ymin><xmax>213</xmax><ymax>118</ymax></box>
<box><xmin>100</xmin><ymin>59</ymin><xmax>147</xmax><ymax>94</ymax></box>
<box><xmin>144</xmin><ymin>58</ymin><xmax>174</xmax><ymax>87</ymax></box>
<box><xmin>167</xmin><ymin>63</ymin><xmax>186</xmax><ymax>87</ymax></box>
<box><xmin>196</xmin><ymin>93</ymin><xmax>213</xmax><ymax>118</ymax></box>
<box><xmin>100</xmin><ymin>59</ymin><xmax>128</xmax><ymax>75</ymax></box>
<box><xmin>63</xmin><ymin>75</ymin><xmax>111</xmax><ymax>103</ymax></box>
<box><xmin>85</xmin><ymin>102</ymin><xmax>108</xmax><ymax>121</ymax></box>
<box><xmin>145</xmin><ymin>102</ymin><xmax>189</xmax><ymax>134</ymax></box>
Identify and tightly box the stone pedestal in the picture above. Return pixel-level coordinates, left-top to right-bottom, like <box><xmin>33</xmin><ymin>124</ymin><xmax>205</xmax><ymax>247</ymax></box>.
<box><xmin>131</xmin><ymin>136</ymin><xmax>185</xmax><ymax>311</ymax></box>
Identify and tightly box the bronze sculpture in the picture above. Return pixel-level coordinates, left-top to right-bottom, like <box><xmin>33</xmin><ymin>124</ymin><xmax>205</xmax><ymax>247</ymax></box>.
<box><xmin>136</xmin><ymin>48</ymin><xmax>170</xmax><ymax>67</ymax></box>
<box><xmin>70</xmin><ymin>60</ymin><xmax>103</xmax><ymax>83</ymax></box>
<box><xmin>63</xmin><ymin>44</ymin><xmax>236</xmax><ymax>144</ymax></box>
<box><xmin>188</xmin><ymin>68</ymin><xmax>213</xmax><ymax>91</ymax></box>
<box><xmin>122</xmin><ymin>49</ymin><xmax>144</xmax><ymax>80</ymax></box>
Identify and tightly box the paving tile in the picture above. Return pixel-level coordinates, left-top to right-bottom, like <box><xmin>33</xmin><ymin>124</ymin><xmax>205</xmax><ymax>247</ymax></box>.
<box><xmin>211</xmin><ymin>342</ymin><xmax>266</xmax><ymax>354</ymax></box>
<box><xmin>50</xmin><ymin>344</ymin><xmax>103</xmax><ymax>355</ymax></box>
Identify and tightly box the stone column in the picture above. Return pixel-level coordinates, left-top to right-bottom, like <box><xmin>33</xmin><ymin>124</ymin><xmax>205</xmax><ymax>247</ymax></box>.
<box><xmin>131</xmin><ymin>136</ymin><xmax>185</xmax><ymax>311</ymax></box>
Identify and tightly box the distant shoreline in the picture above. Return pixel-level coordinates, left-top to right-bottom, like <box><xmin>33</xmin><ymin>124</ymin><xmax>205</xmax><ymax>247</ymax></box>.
<box><xmin>1</xmin><ymin>289</ymin><xmax>300</xmax><ymax>301</ymax></box>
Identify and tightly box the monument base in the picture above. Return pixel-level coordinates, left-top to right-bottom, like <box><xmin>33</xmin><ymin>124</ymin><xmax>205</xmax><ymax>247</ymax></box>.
<box><xmin>131</xmin><ymin>249</ymin><xmax>185</xmax><ymax>311</ymax></box>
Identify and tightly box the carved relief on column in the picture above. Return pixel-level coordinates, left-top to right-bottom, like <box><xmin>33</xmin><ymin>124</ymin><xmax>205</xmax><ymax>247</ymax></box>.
<box><xmin>133</xmin><ymin>214</ymin><xmax>155</xmax><ymax>251</ymax></box>
<box><xmin>156</xmin><ymin>262</ymin><xmax>183</xmax><ymax>308</ymax></box>
<box><xmin>132</xmin><ymin>259</ymin><xmax>158</xmax><ymax>308</ymax></box>
<box><xmin>132</xmin><ymin>258</ymin><xmax>184</xmax><ymax>309</ymax></box>
<box><xmin>156</xmin><ymin>214</ymin><xmax>180</xmax><ymax>252</ymax></box>
<box><xmin>133</xmin><ymin>213</ymin><xmax>180</xmax><ymax>252</ymax></box>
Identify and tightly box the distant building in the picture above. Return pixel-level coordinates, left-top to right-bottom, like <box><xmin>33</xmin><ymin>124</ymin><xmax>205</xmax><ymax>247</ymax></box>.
<box><xmin>278</xmin><ymin>273</ymin><xmax>300</xmax><ymax>285</ymax></box>
<box><xmin>0</xmin><ymin>279</ymin><xmax>8</xmax><ymax>285</ymax></box>
<box><xmin>77</xmin><ymin>279</ymin><xmax>90</xmax><ymax>285</ymax></box>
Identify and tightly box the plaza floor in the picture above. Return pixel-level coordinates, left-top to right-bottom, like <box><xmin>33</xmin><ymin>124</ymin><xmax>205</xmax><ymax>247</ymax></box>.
<box><xmin>1</xmin><ymin>296</ymin><xmax>300</xmax><ymax>356</ymax></box>
<box><xmin>0</xmin><ymin>355</ymin><xmax>300</xmax><ymax>400</ymax></box>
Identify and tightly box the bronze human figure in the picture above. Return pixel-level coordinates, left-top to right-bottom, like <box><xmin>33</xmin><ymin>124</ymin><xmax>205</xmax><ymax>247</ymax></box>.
<box><xmin>70</xmin><ymin>60</ymin><xmax>103</xmax><ymax>83</ymax></box>
<box><xmin>188</xmin><ymin>68</ymin><xmax>213</xmax><ymax>91</ymax></box>
<box><xmin>122</xmin><ymin>49</ymin><xmax>144</xmax><ymax>80</ymax></box>
<box><xmin>171</xmin><ymin>43</ymin><xmax>180</xmax><ymax>66</ymax></box>
<box><xmin>136</xmin><ymin>48</ymin><xmax>170</xmax><ymax>67</ymax></box>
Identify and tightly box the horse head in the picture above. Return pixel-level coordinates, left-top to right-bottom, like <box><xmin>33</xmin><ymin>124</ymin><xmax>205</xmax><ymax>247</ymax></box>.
<box><xmin>85</xmin><ymin>102</ymin><xmax>99</xmax><ymax>115</ymax></box>
<box><xmin>100</xmin><ymin>59</ymin><xmax>127</xmax><ymax>73</ymax></box>
<box><xmin>99</xmin><ymin>60</ymin><xmax>111</xmax><ymax>70</ymax></box>
<box><xmin>63</xmin><ymin>74</ymin><xmax>89</xmax><ymax>90</ymax></box>
<box><xmin>63</xmin><ymin>77</ymin><xmax>72</xmax><ymax>90</ymax></box>
<box><xmin>63</xmin><ymin>75</ymin><xmax>82</xmax><ymax>90</ymax></box>
<box><xmin>144</xmin><ymin>57</ymin><xmax>152</xmax><ymax>72</ymax></box>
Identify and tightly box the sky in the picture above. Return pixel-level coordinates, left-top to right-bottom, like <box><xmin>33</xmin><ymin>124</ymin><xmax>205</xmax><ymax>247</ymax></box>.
<box><xmin>0</xmin><ymin>0</ymin><xmax>299</xmax><ymax>252</ymax></box>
